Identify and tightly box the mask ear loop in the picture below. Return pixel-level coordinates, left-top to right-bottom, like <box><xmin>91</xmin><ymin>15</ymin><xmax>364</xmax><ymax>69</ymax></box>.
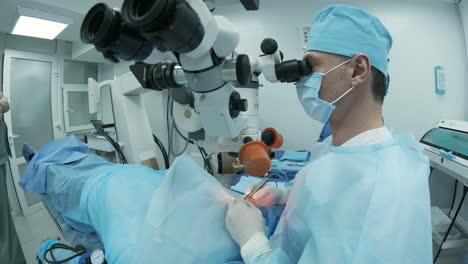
<box><xmin>324</xmin><ymin>59</ymin><xmax>352</xmax><ymax>75</ymax></box>
<box><xmin>324</xmin><ymin>58</ymin><xmax>354</xmax><ymax>105</ymax></box>
<box><xmin>331</xmin><ymin>86</ymin><xmax>355</xmax><ymax>105</ymax></box>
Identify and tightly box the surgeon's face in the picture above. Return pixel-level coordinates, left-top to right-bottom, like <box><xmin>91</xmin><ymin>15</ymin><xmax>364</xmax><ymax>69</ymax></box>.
<box><xmin>303</xmin><ymin>51</ymin><xmax>354</xmax><ymax>104</ymax></box>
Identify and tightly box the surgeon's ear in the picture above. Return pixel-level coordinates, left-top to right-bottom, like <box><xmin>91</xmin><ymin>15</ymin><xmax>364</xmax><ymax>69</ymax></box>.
<box><xmin>350</xmin><ymin>53</ymin><xmax>371</xmax><ymax>87</ymax></box>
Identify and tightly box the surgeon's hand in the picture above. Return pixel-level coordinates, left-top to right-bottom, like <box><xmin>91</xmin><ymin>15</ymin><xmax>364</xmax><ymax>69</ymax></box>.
<box><xmin>0</xmin><ymin>94</ymin><xmax>10</xmax><ymax>114</ymax></box>
<box><xmin>225</xmin><ymin>196</ymin><xmax>265</xmax><ymax>247</ymax></box>
<box><xmin>245</xmin><ymin>183</ymin><xmax>290</xmax><ymax>207</ymax></box>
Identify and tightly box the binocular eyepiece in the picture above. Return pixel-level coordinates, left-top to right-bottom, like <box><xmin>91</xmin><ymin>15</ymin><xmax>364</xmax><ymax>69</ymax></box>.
<box><xmin>81</xmin><ymin>0</ymin><xmax>205</xmax><ymax>63</ymax></box>
<box><xmin>275</xmin><ymin>59</ymin><xmax>310</xmax><ymax>83</ymax></box>
<box><xmin>260</xmin><ymin>38</ymin><xmax>311</xmax><ymax>83</ymax></box>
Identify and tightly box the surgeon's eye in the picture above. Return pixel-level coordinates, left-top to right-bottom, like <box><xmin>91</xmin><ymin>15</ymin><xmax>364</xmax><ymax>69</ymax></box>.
<box><xmin>305</xmin><ymin>58</ymin><xmax>317</xmax><ymax>71</ymax></box>
<box><xmin>308</xmin><ymin>63</ymin><xmax>316</xmax><ymax>73</ymax></box>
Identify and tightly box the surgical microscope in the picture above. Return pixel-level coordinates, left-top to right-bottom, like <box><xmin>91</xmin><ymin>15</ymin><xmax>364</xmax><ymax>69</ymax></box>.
<box><xmin>80</xmin><ymin>0</ymin><xmax>311</xmax><ymax>177</ymax></box>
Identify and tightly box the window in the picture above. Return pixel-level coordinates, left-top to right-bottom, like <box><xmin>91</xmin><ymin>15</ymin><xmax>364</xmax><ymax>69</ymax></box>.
<box><xmin>62</xmin><ymin>60</ymin><xmax>98</xmax><ymax>132</ymax></box>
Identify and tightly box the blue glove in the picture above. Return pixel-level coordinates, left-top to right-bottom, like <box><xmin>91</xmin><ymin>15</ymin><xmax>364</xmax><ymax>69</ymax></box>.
<box><xmin>23</xmin><ymin>144</ymin><xmax>36</xmax><ymax>162</ymax></box>
<box><xmin>225</xmin><ymin>196</ymin><xmax>266</xmax><ymax>247</ymax></box>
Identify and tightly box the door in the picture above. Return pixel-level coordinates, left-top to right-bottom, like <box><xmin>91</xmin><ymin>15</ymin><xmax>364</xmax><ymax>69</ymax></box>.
<box><xmin>3</xmin><ymin>50</ymin><xmax>61</xmax><ymax>215</ymax></box>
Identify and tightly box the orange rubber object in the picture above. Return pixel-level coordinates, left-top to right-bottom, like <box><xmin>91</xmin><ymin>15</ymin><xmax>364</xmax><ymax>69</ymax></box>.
<box><xmin>264</xmin><ymin>127</ymin><xmax>283</xmax><ymax>149</ymax></box>
<box><xmin>238</xmin><ymin>141</ymin><xmax>271</xmax><ymax>177</ymax></box>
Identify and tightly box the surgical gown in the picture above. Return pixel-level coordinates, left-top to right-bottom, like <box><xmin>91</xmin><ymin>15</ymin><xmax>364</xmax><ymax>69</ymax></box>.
<box><xmin>248</xmin><ymin>134</ymin><xmax>432</xmax><ymax>263</ymax></box>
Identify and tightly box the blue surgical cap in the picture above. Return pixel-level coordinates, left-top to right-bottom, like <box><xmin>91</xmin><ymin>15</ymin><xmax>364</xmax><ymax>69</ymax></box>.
<box><xmin>307</xmin><ymin>5</ymin><xmax>393</xmax><ymax>77</ymax></box>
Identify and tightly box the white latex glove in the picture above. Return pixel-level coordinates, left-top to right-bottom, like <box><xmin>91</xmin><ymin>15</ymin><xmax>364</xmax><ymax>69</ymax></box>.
<box><xmin>245</xmin><ymin>183</ymin><xmax>290</xmax><ymax>207</ymax></box>
<box><xmin>225</xmin><ymin>196</ymin><xmax>266</xmax><ymax>247</ymax></box>
<box><xmin>0</xmin><ymin>94</ymin><xmax>10</xmax><ymax>114</ymax></box>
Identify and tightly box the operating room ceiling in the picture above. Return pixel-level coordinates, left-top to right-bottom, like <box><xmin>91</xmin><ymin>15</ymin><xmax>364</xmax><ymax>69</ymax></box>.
<box><xmin>0</xmin><ymin>0</ymin><xmax>460</xmax><ymax>42</ymax></box>
<box><xmin>0</xmin><ymin>0</ymin><xmax>244</xmax><ymax>42</ymax></box>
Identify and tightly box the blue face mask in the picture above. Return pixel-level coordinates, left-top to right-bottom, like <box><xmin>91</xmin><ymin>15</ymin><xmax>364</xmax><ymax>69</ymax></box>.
<box><xmin>296</xmin><ymin>59</ymin><xmax>355</xmax><ymax>124</ymax></box>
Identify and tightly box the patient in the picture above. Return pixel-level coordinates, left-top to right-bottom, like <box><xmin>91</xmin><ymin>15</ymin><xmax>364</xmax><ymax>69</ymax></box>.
<box><xmin>21</xmin><ymin>136</ymin><xmax>245</xmax><ymax>264</ymax></box>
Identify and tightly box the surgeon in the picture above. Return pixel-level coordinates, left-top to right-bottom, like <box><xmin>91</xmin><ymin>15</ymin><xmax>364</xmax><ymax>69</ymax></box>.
<box><xmin>0</xmin><ymin>93</ymin><xmax>26</xmax><ymax>264</ymax></box>
<box><xmin>225</xmin><ymin>5</ymin><xmax>432</xmax><ymax>263</ymax></box>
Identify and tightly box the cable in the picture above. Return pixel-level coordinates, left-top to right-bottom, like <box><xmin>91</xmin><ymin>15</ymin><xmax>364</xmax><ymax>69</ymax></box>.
<box><xmin>203</xmin><ymin>149</ymin><xmax>214</xmax><ymax>175</ymax></box>
<box><xmin>153</xmin><ymin>134</ymin><xmax>169</xmax><ymax>169</ymax></box>
<box><xmin>108</xmin><ymin>135</ymin><xmax>127</xmax><ymax>164</ymax></box>
<box><xmin>91</xmin><ymin>121</ymin><xmax>127</xmax><ymax>164</ymax></box>
<box><xmin>217</xmin><ymin>153</ymin><xmax>223</xmax><ymax>174</ymax></box>
<box><xmin>448</xmin><ymin>180</ymin><xmax>459</xmax><ymax>219</ymax></box>
<box><xmin>269</xmin><ymin>169</ymin><xmax>288</xmax><ymax>182</ymax></box>
<box><xmin>95</xmin><ymin>126</ymin><xmax>127</xmax><ymax>164</ymax></box>
<box><xmin>101</xmin><ymin>130</ymin><xmax>127</xmax><ymax>164</ymax></box>
<box><xmin>167</xmin><ymin>91</ymin><xmax>190</xmax><ymax>157</ymax></box>
<box><xmin>433</xmin><ymin>185</ymin><xmax>468</xmax><ymax>263</ymax></box>
<box><xmin>197</xmin><ymin>146</ymin><xmax>213</xmax><ymax>175</ymax></box>
<box><xmin>165</xmin><ymin>91</ymin><xmax>213</xmax><ymax>174</ymax></box>
<box><xmin>165</xmin><ymin>91</ymin><xmax>194</xmax><ymax>146</ymax></box>
<box><xmin>169</xmin><ymin>115</ymin><xmax>190</xmax><ymax>157</ymax></box>
<box><xmin>198</xmin><ymin>146</ymin><xmax>207</xmax><ymax>170</ymax></box>
<box><xmin>174</xmin><ymin>121</ymin><xmax>195</xmax><ymax>144</ymax></box>
<box><xmin>269</xmin><ymin>169</ymin><xmax>289</xmax><ymax>189</ymax></box>
<box><xmin>43</xmin><ymin>243</ymin><xmax>86</xmax><ymax>264</ymax></box>
<box><xmin>199</xmin><ymin>146</ymin><xmax>209</xmax><ymax>173</ymax></box>
<box><xmin>166</xmin><ymin>91</ymin><xmax>173</xmax><ymax>157</ymax></box>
